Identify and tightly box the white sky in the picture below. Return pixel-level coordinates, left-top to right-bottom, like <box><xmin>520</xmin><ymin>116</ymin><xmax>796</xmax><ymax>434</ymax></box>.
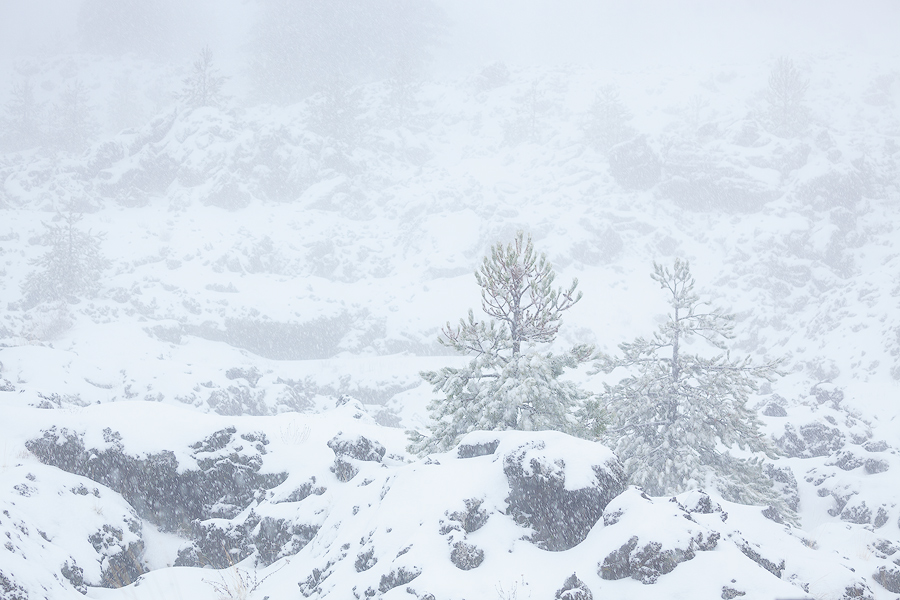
<box><xmin>0</xmin><ymin>1</ymin><xmax>897</xmax><ymax>75</ymax></box>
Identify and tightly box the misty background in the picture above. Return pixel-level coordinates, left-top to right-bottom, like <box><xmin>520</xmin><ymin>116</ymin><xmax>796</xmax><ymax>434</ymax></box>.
<box><xmin>3</xmin><ymin>1</ymin><xmax>897</xmax><ymax>94</ymax></box>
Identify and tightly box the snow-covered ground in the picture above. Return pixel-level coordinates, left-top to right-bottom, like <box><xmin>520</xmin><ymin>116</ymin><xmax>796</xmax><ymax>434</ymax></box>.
<box><xmin>1</xmin><ymin>45</ymin><xmax>899</xmax><ymax>599</ymax></box>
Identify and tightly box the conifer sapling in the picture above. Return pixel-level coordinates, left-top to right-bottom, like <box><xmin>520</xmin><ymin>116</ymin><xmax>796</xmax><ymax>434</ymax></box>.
<box><xmin>410</xmin><ymin>232</ymin><xmax>594</xmax><ymax>454</ymax></box>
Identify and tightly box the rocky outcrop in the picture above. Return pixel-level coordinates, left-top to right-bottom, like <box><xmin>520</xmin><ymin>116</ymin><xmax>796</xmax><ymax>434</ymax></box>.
<box><xmin>328</xmin><ymin>432</ymin><xmax>386</xmax><ymax>482</ymax></box>
<box><xmin>555</xmin><ymin>573</ymin><xmax>593</xmax><ymax>600</ymax></box>
<box><xmin>775</xmin><ymin>422</ymin><xmax>845</xmax><ymax>458</ymax></box>
<box><xmin>502</xmin><ymin>436</ymin><xmax>626</xmax><ymax>551</ymax></box>
<box><xmin>26</xmin><ymin>426</ymin><xmax>286</xmax><ymax>530</ymax></box>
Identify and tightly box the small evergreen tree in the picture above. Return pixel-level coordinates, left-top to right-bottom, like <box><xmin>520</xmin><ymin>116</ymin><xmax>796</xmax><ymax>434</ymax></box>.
<box><xmin>178</xmin><ymin>46</ymin><xmax>228</xmax><ymax>109</ymax></box>
<box><xmin>49</xmin><ymin>80</ymin><xmax>98</xmax><ymax>152</ymax></box>
<box><xmin>584</xmin><ymin>85</ymin><xmax>636</xmax><ymax>153</ymax></box>
<box><xmin>504</xmin><ymin>81</ymin><xmax>549</xmax><ymax>145</ymax></box>
<box><xmin>308</xmin><ymin>70</ymin><xmax>362</xmax><ymax>144</ymax></box>
<box><xmin>764</xmin><ymin>56</ymin><xmax>809</xmax><ymax>137</ymax></box>
<box><xmin>410</xmin><ymin>232</ymin><xmax>593</xmax><ymax>454</ymax></box>
<box><xmin>22</xmin><ymin>209</ymin><xmax>110</xmax><ymax>307</ymax></box>
<box><xmin>2</xmin><ymin>78</ymin><xmax>43</xmax><ymax>150</ymax></box>
<box><xmin>594</xmin><ymin>259</ymin><xmax>785</xmax><ymax>509</ymax></box>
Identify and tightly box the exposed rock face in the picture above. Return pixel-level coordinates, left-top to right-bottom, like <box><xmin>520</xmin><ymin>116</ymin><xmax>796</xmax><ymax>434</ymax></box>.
<box><xmin>328</xmin><ymin>432</ymin><xmax>386</xmax><ymax>482</ymax></box>
<box><xmin>327</xmin><ymin>433</ymin><xmax>386</xmax><ymax>462</ymax></box>
<box><xmin>26</xmin><ymin>426</ymin><xmax>286</xmax><ymax>531</ymax></box>
<box><xmin>840</xmin><ymin>501</ymin><xmax>873</xmax><ymax>525</ymax></box>
<box><xmin>598</xmin><ymin>490</ymin><xmax>723</xmax><ymax>585</ymax></box>
<box><xmin>377</xmin><ymin>566</ymin><xmax>421</xmax><ymax>593</ymax></box>
<box><xmin>600</xmin><ymin>535</ymin><xmax>695</xmax><ymax>584</ymax></box>
<box><xmin>444</xmin><ymin>498</ymin><xmax>489</xmax><ymax>534</ymax></box>
<box><xmin>0</xmin><ymin>572</ymin><xmax>29</xmax><ymax>600</ymax></box>
<box><xmin>25</xmin><ymin>425</ymin><xmax>300</xmax><ymax>571</ymax></box>
<box><xmin>762</xmin><ymin>403</ymin><xmax>787</xmax><ymax>417</ymax></box>
<box><xmin>763</xmin><ymin>464</ymin><xmax>800</xmax><ymax>512</ymax></box>
<box><xmin>609</xmin><ymin>135</ymin><xmax>661</xmax><ymax>190</ymax></box>
<box><xmin>775</xmin><ymin>422</ymin><xmax>845</xmax><ymax>458</ymax></box>
<box><xmin>830</xmin><ymin>451</ymin><xmax>865</xmax><ymax>471</ymax></box>
<box><xmin>555</xmin><ymin>573</ymin><xmax>593</xmax><ymax>600</ymax></box>
<box><xmin>735</xmin><ymin>539</ymin><xmax>785</xmax><ymax>578</ymax></box>
<box><xmin>457</xmin><ymin>438</ymin><xmax>500</xmax><ymax>458</ymax></box>
<box><xmin>502</xmin><ymin>437</ymin><xmax>627</xmax><ymax>551</ymax></box>
<box><xmin>450</xmin><ymin>541</ymin><xmax>484</xmax><ymax>570</ymax></box>
<box><xmin>13</xmin><ymin>418</ymin><xmax>891</xmax><ymax>600</ymax></box>
<box><xmin>864</xmin><ymin>459</ymin><xmax>889</xmax><ymax>474</ymax></box>
<box><xmin>89</xmin><ymin>524</ymin><xmax>145</xmax><ymax>587</ymax></box>
<box><xmin>874</xmin><ymin>566</ymin><xmax>900</xmax><ymax>593</ymax></box>
<box><xmin>0</xmin><ymin>464</ymin><xmax>148</xmax><ymax>595</ymax></box>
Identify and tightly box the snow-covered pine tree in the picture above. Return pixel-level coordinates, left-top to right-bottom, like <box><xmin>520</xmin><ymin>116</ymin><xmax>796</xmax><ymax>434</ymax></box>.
<box><xmin>410</xmin><ymin>232</ymin><xmax>594</xmax><ymax>454</ymax></box>
<box><xmin>178</xmin><ymin>46</ymin><xmax>228</xmax><ymax>109</ymax></box>
<box><xmin>21</xmin><ymin>209</ymin><xmax>110</xmax><ymax>307</ymax></box>
<box><xmin>594</xmin><ymin>259</ymin><xmax>786</xmax><ymax>510</ymax></box>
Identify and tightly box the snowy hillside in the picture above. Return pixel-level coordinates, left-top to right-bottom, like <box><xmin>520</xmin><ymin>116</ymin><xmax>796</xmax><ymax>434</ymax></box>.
<box><xmin>1</xmin><ymin>40</ymin><xmax>900</xmax><ymax>600</ymax></box>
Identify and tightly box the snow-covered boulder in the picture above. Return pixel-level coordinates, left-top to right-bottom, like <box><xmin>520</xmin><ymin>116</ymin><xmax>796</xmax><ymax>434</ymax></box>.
<box><xmin>25</xmin><ymin>425</ymin><xmax>286</xmax><ymax>534</ymax></box>
<box><xmin>0</xmin><ymin>463</ymin><xmax>145</xmax><ymax>595</ymax></box>
<box><xmin>492</xmin><ymin>431</ymin><xmax>627</xmax><ymax>551</ymax></box>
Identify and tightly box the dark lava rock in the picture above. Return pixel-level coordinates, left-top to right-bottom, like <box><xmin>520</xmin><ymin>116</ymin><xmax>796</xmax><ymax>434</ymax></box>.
<box><xmin>378</xmin><ymin>567</ymin><xmax>421</xmax><ymax>593</ymax></box>
<box><xmin>89</xmin><ymin>524</ymin><xmax>145</xmax><ymax>587</ymax></box>
<box><xmin>450</xmin><ymin>541</ymin><xmax>484</xmax><ymax>570</ymax></box>
<box><xmin>176</xmin><ymin>511</ymin><xmax>319</xmax><ymax>569</ymax></box>
<box><xmin>355</xmin><ymin>548</ymin><xmax>377</xmax><ymax>572</ymax></box>
<box><xmin>60</xmin><ymin>561</ymin><xmax>86</xmax><ymax>595</ymax></box>
<box><xmin>811</xmin><ymin>383</ymin><xmax>844</xmax><ymax>407</ymax></box>
<box><xmin>503</xmin><ymin>439</ymin><xmax>626</xmax><ymax>551</ymax></box>
<box><xmin>864</xmin><ymin>459</ymin><xmax>889</xmax><ymax>474</ymax></box>
<box><xmin>0</xmin><ymin>571</ymin><xmax>29</xmax><ymax>600</ymax></box>
<box><xmin>327</xmin><ymin>433</ymin><xmax>386</xmax><ymax>463</ymax></box>
<box><xmin>598</xmin><ymin>532</ymin><xmax>717</xmax><ymax>584</ymax></box>
<box><xmin>762</xmin><ymin>403</ymin><xmax>787</xmax><ymax>417</ymax></box>
<box><xmin>841</xmin><ymin>501</ymin><xmax>873</xmax><ymax>525</ymax></box>
<box><xmin>331</xmin><ymin>458</ymin><xmax>359</xmax><ymax>483</ymax></box>
<box><xmin>443</xmin><ymin>498</ymin><xmax>489</xmax><ymax>534</ymax></box>
<box><xmin>842</xmin><ymin>582</ymin><xmax>875</xmax><ymax>600</ymax></box>
<box><xmin>458</xmin><ymin>439</ymin><xmax>500</xmax><ymax>459</ymax></box>
<box><xmin>555</xmin><ymin>573</ymin><xmax>593</xmax><ymax>600</ymax></box>
<box><xmin>763</xmin><ymin>464</ymin><xmax>800</xmax><ymax>512</ymax></box>
<box><xmin>775</xmin><ymin>422</ymin><xmax>845</xmax><ymax>458</ymax></box>
<box><xmin>26</xmin><ymin>426</ymin><xmax>286</xmax><ymax>532</ymax></box>
<box><xmin>736</xmin><ymin>539</ymin><xmax>784</xmax><ymax>578</ymax></box>
<box><xmin>831</xmin><ymin>451</ymin><xmax>865</xmax><ymax>471</ymax></box>
<box><xmin>873</xmin><ymin>538</ymin><xmax>898</xmax><ymax>557</ymax></box>
<box><xmin>864</xmin><ymin>440</ymin><xmax>889</xmax><ymax>453</ymax></box>
<box><xmin>609</xmin><ymin>135</ymin><xmax>661</xmax><ymax>190</ymax></box>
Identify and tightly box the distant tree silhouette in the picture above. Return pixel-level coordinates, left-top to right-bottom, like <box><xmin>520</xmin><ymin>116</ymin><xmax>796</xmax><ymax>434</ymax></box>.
<box><xmin>49</xmin><ymin>80</ymin><xmax>98</xmax><ymax>152</ymax></box>
<box><xmin>2</xmin><ymin>78</ymin><xmax>43</xmax><ymax>150</ymax></box>
<box><xmin>22</xmin><ymin>209</ymin><xmax>110</xmax><ymax>307</ymax></box>
<box><xmin>178</xmin><ymin>46</ymin><xmax>228</xmax><ymax>109</ymax></box>
<box><xmin>764</xmin><ymin>57</ymin><xmax>809</xmax><ymax>137</ymax></box>
<box><xmin>585</xmin><ymin>85</ymin><xmax>636</xmax><ymax>153</ymax></box>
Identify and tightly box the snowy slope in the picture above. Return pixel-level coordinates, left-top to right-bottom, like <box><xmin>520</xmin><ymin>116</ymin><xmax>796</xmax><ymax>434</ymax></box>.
<box><xmin>1</xmin><ymin>49</ymin><xmax>900</xmax><ymax>599</ymax></box>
